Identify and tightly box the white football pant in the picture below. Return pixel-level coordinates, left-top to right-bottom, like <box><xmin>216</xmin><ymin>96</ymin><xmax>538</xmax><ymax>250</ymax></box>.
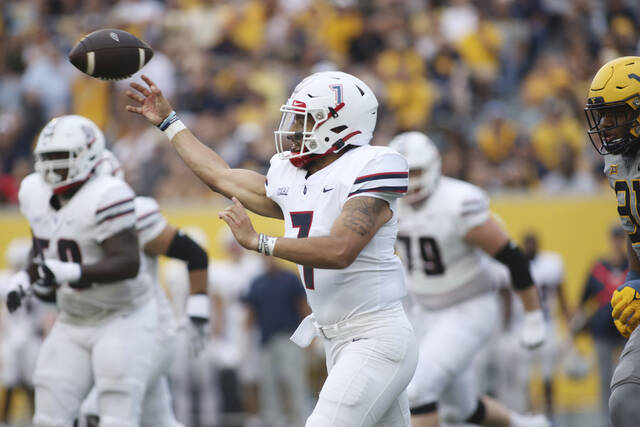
<box><xmin>33</xmin><ymin>299</ymin><xmax>157</xmax><ymax>427</ymax></box>
<box><xmin>80</xmin><ymin>309</ymin><xmax>183</xmax><ymax>427</ymax></box>
<box><xmin>306</xmin><ymin>303</ymin><xmax>418</xmax><ymax>427</ymax></box>
<box><xmin>408</xmin><ymin>292</ymin><xmax>498</xmax><ymax>423</ymax></box>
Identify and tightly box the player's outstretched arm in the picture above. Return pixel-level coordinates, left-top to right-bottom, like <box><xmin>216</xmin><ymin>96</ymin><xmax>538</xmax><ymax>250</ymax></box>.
<box><xmin>125</xmin><ymin>75</ymin><xmax>282</xmax><ymax>219</ymax></box>
<box><xmin>219</xmin><ymin>196</ymin><xmax>391</xmax><ymax>268</ymax></box>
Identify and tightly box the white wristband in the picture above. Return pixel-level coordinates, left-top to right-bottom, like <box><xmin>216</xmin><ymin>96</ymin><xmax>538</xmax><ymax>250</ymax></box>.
<box><xmin>257</xmin><ymin>233</ymin><xmax>277</xmax><ymax>256</ymax></box>
<box><xmin>186</xmin><ymin>293</ymin><xmax>210</xmax><ymax>320</ymax></box>
<box><xmin>164</xmin><ymin>120</ymin><xmax>186</xmax><ymax>140</ymax></box>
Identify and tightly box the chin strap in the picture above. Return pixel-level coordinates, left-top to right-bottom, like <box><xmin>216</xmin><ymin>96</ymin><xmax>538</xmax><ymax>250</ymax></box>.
<box><xmin>52</xmin><ymin>176</ymin><xmax>90</xmax><ymax>195</ymax></box>
<box><xmin>289</xmin><ymin>130</ymin><xmax>362</xmax><ymax>168</ymax></box>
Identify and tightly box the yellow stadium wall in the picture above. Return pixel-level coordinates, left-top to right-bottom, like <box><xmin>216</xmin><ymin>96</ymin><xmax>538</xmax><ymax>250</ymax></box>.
<box><xmin>0</xmin><ymin>194</ymin><xmax>620</xmax><ymax>301</ymax></box>
<box><xmin>0</xmin><ymin>193</ymin><xmax>622</xmax><ymax>411</ymax></box>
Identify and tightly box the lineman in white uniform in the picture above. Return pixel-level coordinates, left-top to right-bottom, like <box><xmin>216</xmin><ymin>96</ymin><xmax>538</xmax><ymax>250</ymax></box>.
<box><xmin>78</xmin><ymin>150</ymin><xmax>210</xmax><ymax>427</ymax></box>
<box><xmin>4</xmin><ymin>115</ymin><xmax>158</xmax><ymax>427</ymax></box>
<box><xmin>389</xmin><ymin>132</ymin><xmax>549</xmax><ymax>427</ymax></box>
<box><xmin>126</xmin><ymin>71</ymin><xmax>418</xmax><ymax>426</ymax></box>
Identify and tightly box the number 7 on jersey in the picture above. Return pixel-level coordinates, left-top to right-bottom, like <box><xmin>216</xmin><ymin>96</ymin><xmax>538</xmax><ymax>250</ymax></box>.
<box><xmin>290</xmin><ymin>211</ymin><xmax>315</xmax><ymax>289</ymax></box>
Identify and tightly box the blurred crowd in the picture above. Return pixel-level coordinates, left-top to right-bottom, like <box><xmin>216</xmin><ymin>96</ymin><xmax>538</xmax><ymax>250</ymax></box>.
<box><xmin>1</xmin><ymin>0</ymin><xmax>640</xmax><ymax>204</ymax></box>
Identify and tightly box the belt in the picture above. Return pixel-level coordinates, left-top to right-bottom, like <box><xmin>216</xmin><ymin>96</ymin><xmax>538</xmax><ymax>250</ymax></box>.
<box><xmin>290</xmin><ymin>304</ymin><xmax>405</xmax><ymax>347</ymax></box>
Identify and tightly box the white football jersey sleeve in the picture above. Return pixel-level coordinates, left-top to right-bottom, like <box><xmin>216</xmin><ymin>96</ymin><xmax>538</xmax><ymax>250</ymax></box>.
<box><xmin>18</xmin><ymin>173</ymin><xmax>153</xmax><ymax>323</ymax></box>
<box><xmin>135</xmin><ymin>197</ymin><xmax>167</xmax><ymax>247</ymax></box>
<box><xmin>266</xmin><ymin>145</ymin><xmax>408</xmax><ymax>325</ymax></box>
<box><xmin>398</xmin><ymin>177</ymin><xmax>493</xmax><ymax>300</ymax></box>
<box><xmin>94</xmin><ymin>184</ymin><xmax>136</xmax><ymax>243</ymax></box>
<box><xmin>347</xmin><ymin>151</ymin><xmax>409</xmax><ymax>213</ymax></box>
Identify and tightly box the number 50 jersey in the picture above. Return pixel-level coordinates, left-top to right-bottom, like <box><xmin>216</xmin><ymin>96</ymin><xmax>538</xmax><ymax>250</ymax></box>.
<box><xmin>397</xmin><ymin>176</ymin><xmax>494</xmax><ymax>308</ymax></box>
<box><xmin>605</xmin><ymin>154</ymin><xmax>640</xmax><ymax>258</ymax></box>
<box><xmin>266</xmin><ymin>145</ymin><xmax>409</xmax><ymax>325</ymax></box>
<box><xmin>18</xmin><ymin>173</ymin><xmax>153</xmax><ymax>324</ymax></box>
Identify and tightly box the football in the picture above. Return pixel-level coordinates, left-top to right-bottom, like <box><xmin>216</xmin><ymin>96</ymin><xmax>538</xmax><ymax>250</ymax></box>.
<box><xmin>68</xmin><ymin>29</ymin><xmax>153</xmax><ymax>80</ymax></box>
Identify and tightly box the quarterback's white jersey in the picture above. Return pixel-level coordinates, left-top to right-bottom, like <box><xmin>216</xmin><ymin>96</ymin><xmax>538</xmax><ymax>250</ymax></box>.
<box><xmin>604</xmin><ymin>154</ymin><xmax>640</xmax><ymax>257</ymax></box>
<box><xmin>266</xmin><ymin>145</ymin><xmax>409</xmax><ymax>325</ymax></box>
<box><xmin>18</xmin><ymin>173</ymin><xmax>153</xmax><ymax>323</ymax></box>
<box><xmin>397</xmin><ymin>177</ymin><xmax>493</xmax><ymax>307</ymax></box>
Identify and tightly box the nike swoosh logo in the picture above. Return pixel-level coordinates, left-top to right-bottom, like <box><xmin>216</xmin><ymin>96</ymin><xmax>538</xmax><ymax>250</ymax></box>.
<box><xmin>323</xmin><ymin>187</ymin><xmax>334</xmax><ymax>193</ymax></box>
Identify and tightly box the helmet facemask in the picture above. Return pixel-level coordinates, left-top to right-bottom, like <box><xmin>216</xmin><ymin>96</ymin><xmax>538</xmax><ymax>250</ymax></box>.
<box><xmin>35</xmin><ymin>150</ymin><xmax>84</xmax><ymax>193</ymax></box>
<box><xmin>585</xmin><ymin>97</ymin><xmax>640</xmax><ymax>156</ymax></box>
<box><xmin>275</xmin><ymin>100</ymin><xmax>346</xmax><ymax>168</ymax></box>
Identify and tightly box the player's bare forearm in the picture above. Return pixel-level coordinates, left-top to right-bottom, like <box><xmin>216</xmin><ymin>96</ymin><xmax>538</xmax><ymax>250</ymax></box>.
<box><xmin>80</xmin><ymin>228</ymin><xmax>140</xmax><ymax>283</ymax></box>
<box><xmin>272</xmin><ymin>196</ymin><xmax>391</xmax><ymax>268</ymax></box>
<box><xmin>219</xmin><ymin>196</ymin><xmax>390</xmax><ymax>268</ymax></box>
<box><xmin>627</xmin><ymin>237</ymin><xmax>640</xmax><ymax>273</ymax></box>
<box><xmin>171</xmin><ymin>130</ymin><xmax>282</xmax><ymax>218</ymax></box>
<box><xmin>189</xmin><ymin>269</ymin><xmax>208</xmax><ymax>295</ymax></box>
<box><xmin>515</xmin><ymin>285</ymin><xmax>542</xmax><ymax>312</ymax></box>
<box><xmin>126</xmin><ymin>75</ymin><xmax>282</xmax><ymax>219</ymax></box>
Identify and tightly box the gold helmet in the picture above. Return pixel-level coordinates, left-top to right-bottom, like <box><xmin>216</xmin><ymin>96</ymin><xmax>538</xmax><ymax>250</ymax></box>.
<box><xmin>585</xmin><ymin>56</ymin><xmax>640</xmax><ymax>155</ymax></box>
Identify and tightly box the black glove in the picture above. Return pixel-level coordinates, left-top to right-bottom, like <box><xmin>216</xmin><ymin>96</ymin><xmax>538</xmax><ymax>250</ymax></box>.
<box><xmin>6</xmin><ymin>290</ymin><xmax>22</xmax><ymax>313</ymax></box>
<box><xmin>33</xmin><ymin>263</ymin><xmax>58</xmax><ymax>302</ymax></box>
<box><xmin>4</xmin><ymin>271</ymin><xmax>29</xmax><ymax>313</ymax></box>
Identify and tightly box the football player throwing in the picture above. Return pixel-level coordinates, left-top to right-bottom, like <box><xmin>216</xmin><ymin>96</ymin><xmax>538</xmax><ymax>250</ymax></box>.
<box><xmin>126</xmin><ymin>72</ymin><xmax>418</xmax><ymax>427</ymax></box>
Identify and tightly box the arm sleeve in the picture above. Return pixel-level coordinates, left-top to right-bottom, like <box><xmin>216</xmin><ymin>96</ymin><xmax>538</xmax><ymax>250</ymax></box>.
<box><xmin>455</xmin><ymin>186</ymin><xmax>491</xmax><ymax>235</ymax></box>
<box><xmin>347</xmin><ymin>151</ymin><xmax>409</xmax><ymax>208</ymax></box>
<box><xmin>134</xmin><ymin>197</ymin><xmax>167</xmax><ymax>246</ymax></box>
<box><xmin>94</xmin><ymin>182</ymin><xmax>136</xmax><ymax>243</ymax></box>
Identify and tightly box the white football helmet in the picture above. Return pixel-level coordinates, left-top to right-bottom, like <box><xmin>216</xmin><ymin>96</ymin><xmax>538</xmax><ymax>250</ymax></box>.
<box><xmin>34</xmin><ymin>115</ymin><xmax>105</xmax><ymax>194</ymax></box>
<box><xmin>388</xmin><ymin>131</ymin><xmax>441</xmax><ymax>204</ymax></box>
<box><xmin>274</xmin><ymin>71</ymin><xmax>378</xmax><ymax>168</ymax></box>
<box><xmin>94</xmin><ymin>149</ymin><xmax>125</xmax><ymax>180</ymax></box>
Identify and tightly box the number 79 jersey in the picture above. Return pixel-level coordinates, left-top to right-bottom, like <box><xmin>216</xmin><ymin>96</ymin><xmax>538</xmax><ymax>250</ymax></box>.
<box><xmin>18</xmin><ymin>173</ymin><xmax>153</xmax><ymax>323</ymax></box>
<box><xmin>605</xmin><ymin>154</ymin><xmax>640</xmax><ymax>258</ymax></box>
<box><xmin>266</xmin><ymin>145</ymin><xmax>409</xmax><ymax>325</ymax></box>
<box><xmin>397</xmin><ymin>177</ymin><xmax>492</xmax><ymax>299</ymax></box>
